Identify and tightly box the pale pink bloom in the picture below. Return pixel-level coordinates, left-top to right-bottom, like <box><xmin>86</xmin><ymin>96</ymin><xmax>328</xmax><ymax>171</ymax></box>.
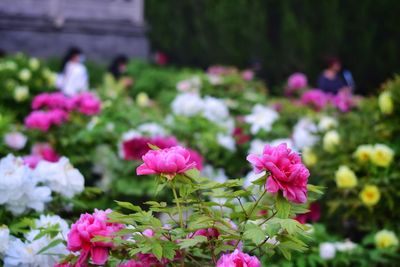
<box><xmin>136</xmin><ymin>146</ymin><xmax>197</xmax><ymax>179</ymax></box>
<box><xmin>287</xmin><ymin>72</ymin><xmax>307</xmax><ymax>90</ymax></box>
<box><xmin>217</xmin><ymin>249</ymin><xmax>261</xmax><ymax>267</ymax></box>
<box><xmin>301</xmin><ymin>89</ymin><xmax>330</xmax><ymax>111</ymax></box>
<box><xmin>331</xmin><ymin>89</ymin><xmax>356</xmax><ymax>112</ymax></box>
<box><xmin>142</xmin><ymin>228</ymin><xmax>155</xmax><ymax>237</ymax></box>
<box><xmin>247</xmin><ymin>143</ymin><xmax>309</xmax><ymax>203</ymax></box>
<box><xmin>4</xmin><ymin>131</ymin><xmax>27</xmax><ymax>150</ymax></box>
<box><xmin>67</xmin><ymin>209</ymin><xmax>124</xmax><ymax>266</ymax></box>
<box><xmin>242</xmin><ymin>69</ymin><xmax>254</xmax><ymax>81</ymax></box>
<box><xmin>32</xmin><ymin>92</ymin><xmax>73</xmax><ymax>110</ymax></box>
<box><xmin>31</xmin><ymin>143</ymin><xmax>59</xmax><ymax>162</ymax></box>
<box><xmin>72</xmin><ymin>92</ymin><xmax>101</xmax><ymax>115</ymax></box>
<box><xmin>117</xmin><ymin>260</ymin><xmax>143</xmax><ymax>267</ymax></box>
<box><xmin>23</xmin><ymin>155</ymin><xmax>42</xmax><ymax>169</ymax></box>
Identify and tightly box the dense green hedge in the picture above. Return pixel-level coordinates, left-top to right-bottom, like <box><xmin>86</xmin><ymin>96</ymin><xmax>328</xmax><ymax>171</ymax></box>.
<box><xmin>146</xmin><ymin>0</ymin><xmax>400</xmax><ymax>94</ymax></box>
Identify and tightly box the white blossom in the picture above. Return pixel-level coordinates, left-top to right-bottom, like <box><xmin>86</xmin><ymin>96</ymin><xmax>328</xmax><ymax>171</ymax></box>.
<box><xmin>217</xmin><ymin>133</ymin><xmax>236</xmax><ymax>152</ymax></box>
<box><xmin>243</xmin><ymin>171</ymin><xmax>266</xmax><ymax>188</ymax></box>
<box><xmin>202</xmin><ymin>165</ymin><xmax>228</xmax><ymax>183</ymax></box>
<box><xmin>0</xmin><ymin>226</ymin><xmax>10</xmax><ymax>254</ymax></box>
<box><xmin>202</xmin><ymin>96</ymin><xmax>230</xmax><ymax>124</ymax></box>
<box><xmin>248</xmin><ymin>139</ymin><xmax>268</xmax><ymax>155</ymax></box>
<box><xmin>137</xmin><ymin>123</ymin><xmax>166</xmax><ymax>137</ymax></box>
<box><xmin>3</xmin><ymin>132</ymin><xmax>27</xmax><ymax>151</ymax></box>
<box><xmin>319</xmin><ymin>242</ymin><xmax>336</xmax><ymax>260</ymax></box>
<box><xmin>244</xmin><ymin>104</ymin><xmax>279</xmax><ymax>134</ymax></box>
<box><xmin>176</xmin><ymin>76</ymin><xmax>202</xmax><ymax>93</ymax></box>
<box><xmin>292</xmin><ymin>118</ymin><xmax>318</xmax><ymax>150</ymax></box>
<box><xmin>33</xmin><ymin>157</ymin><xmax>85</xmax><ymax>198</ymax></box>
<box><xmin>318</xmin><ymin>116</ymin><xmax>338</xmax><ymax>132</ymax></box>
<box><xmin>171</xmin><ymin>93</ymin><xmax>204</xmax><ymax>117</ymax></box>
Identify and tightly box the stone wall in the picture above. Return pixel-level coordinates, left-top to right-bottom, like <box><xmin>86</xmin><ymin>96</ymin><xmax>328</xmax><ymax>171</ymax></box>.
<box><xmin>0</xmin><ymin>0</ymin><xmax>149</xmax><ymax>62</ymax></box>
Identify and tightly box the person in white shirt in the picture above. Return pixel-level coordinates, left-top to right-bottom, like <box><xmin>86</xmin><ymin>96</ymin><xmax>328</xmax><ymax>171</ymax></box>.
<box><xmin>56</xmin><ymin>47</ymin><xmax>89</xmax><ymax>96</ymax></box>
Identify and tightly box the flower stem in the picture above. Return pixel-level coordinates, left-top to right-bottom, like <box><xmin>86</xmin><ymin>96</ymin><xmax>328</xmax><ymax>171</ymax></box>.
<box><xmin>171</xmin><ymin>183</ymin><xmax>184</xmax><ymax>228</ymax></box>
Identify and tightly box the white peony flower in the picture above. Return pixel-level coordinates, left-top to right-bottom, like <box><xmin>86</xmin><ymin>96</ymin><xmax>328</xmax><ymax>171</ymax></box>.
<box><xmin>171</xmin><ymin>93</ymin><xmax>204</xmax><ymax>117</ymax></box>
<box><xmin>292</xmin><ymin>118</ymin><xmax>318</xmax><ymax>150</ymax></box>
<box><xmin>202</xmin><ymin>96</ymin><xmax>230</xmax><ymax>124</ymax></box>
<box><xmin>0</xmin><ymin>226</ymin><xmax>10</xmax><ymax>254</ymax></box>
<box><xmin>137</xmin><ymin>123</ymin><xmax>166</xmax><ymax>137</ymax></box>
<box><xmin>217</xmin><ymin>133</ymin><xmax>236</xmax><ymax>152</ymax></box>
<box><xmin>29</xmin><ymin>58</ymin><xmax>40</xmax><ymax>70</ymax></box>
<box><xmin>33</xmin><ymin>157</ymin><xmax>85</xmax><ymax>198</ymax></box>
<box><xmin>335</xmin><ymin>239</ymin><xmax>357</xmax><ymax>252</ymax></box>
<box><xmin>244</xmin><ymin>104</ymin><xmax>279</xmax><ymax>134</ymax></box>
<box><xmin>4</xmin><ymin>132</ymin><xmax>27</xmax><ymax>150</ymax></box>
<box><xmin>318</xmin><ymin>116</ymin><xmax>338</xmax><ymax>131</ymax></box>
<box><xmin>248</xmin><ymin>139</ymin><xmax>268</xmax><ymax>155</ymax></box>
<box><xmin>202</xmin><ymin>165</ymin><xmax>228</xmax><ymax>183</ymax></box>
<box><xmin>319</xmin><ymin>242</ymin><xmax>336</xmax><ymax>260</ymax></box>
<box><xmin>4</xmin><ymin>230</ymin><xmax>67</xmax><ymax>267</ymax></box>
<box><xmin>35</xmin><ymin>215</ymin><xmax>69</xmax><ymax>237</ymax></box>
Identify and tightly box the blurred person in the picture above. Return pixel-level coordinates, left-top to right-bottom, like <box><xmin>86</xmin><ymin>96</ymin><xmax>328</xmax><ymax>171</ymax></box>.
<box><xmin>56</xmin><ymin>47</ymin><xmax>89</xmax><ymax>96</ymax></box>
<box><xmin>317</xmin><ymin>57</ymin><xmax>354</xmax><ymax>94</ymax></box>
<box><xmin>102</xmin><ymin>55</ymin><xmax>133</xmax><ymax>98</ymax></box>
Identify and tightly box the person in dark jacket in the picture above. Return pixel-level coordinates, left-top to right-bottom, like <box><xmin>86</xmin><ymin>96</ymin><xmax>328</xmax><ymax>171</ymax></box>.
<box><xmin>317</xmin><ymin>57</ymin><xmax>353</xmax><ymax>94</ymax></box>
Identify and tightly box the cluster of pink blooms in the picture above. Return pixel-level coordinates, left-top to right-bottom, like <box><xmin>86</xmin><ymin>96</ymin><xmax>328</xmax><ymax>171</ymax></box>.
<box><xmin>247</xmin><ymin>143</ymin><xmax>310</xmax><ymax>203</ymax></box>
<box><xmin>286</xmin><ymin>72</ymin><xmax>308</xmax><ymax>95</ymax></box>
<box><xmin>23</xmin><ymin>143</ymin><xmax>59</xmax><ymax>168</ymax></box>
<box><xmin>25</xmin><ymin>92</ymin><xmax>101</xmax><ymax>131</ymax></box>
<box><xmin>63</xmin><ymin>209</ymin><xmax>124</xmax><ymax>266</ymax></box>
<box><xmin>300</xmin><ymin>89</ymin><xmax>356</xmax><ymax>112</ymax></box>
<box><xmin>136</xmin><ymin>146</ymin><xmax>199</xmax><ymax>180</ymax></box>
<box><xmin>216</xmin><ymin>249</ymin><xmax>261</xmax><ymax>267</ymax></box>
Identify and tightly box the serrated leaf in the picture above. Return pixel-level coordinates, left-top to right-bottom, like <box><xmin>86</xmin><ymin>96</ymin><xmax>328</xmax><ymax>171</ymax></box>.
<box><xmin>278</xmin><ymin>246</ymin><xmax>292</xmax><ymax>261</ymax></box>
<box><xmin>36</xmin><ymin>239</ymin><xmax>64</xmax><ymax>255</ymax></box>
<box><xmin>251</xmin><ymin>175</ymin><xmax>267</xmax><ymax>186</ymax></box>
<box><xmin>244</xmin><ymin>223</ymin><xmax>265</xmax><ymax>245</ymax></box>
<box><xmin>307</xmin><ymin>184</ymin><xmax>324</xmax><ymax>194</ymax></box>
<box><xmin>179</xmin><ymin>236</ymin><xmax>208</xmax><ymax>249</ymax></box>
<box><xmin>276</xmin><ymin>194</ymin><xmax>291</xmax><ymax>219</ymax></box>
<box><xmin>115</xmin><ymin>201</ymin><xmax>142</xmax><ymax>212</ymax></box>
<box><xmin>152</xmin><ymin>243</ymin><xmax>163</xmax><ymax>260</ymax></box>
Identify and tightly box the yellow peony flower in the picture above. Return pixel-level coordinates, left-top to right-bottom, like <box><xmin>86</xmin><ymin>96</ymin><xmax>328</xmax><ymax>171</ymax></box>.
<box><xmin>302</xmin><ymin>147</ymin><xmax>317</xmax><ymax>167</ymax></box>
<box><xmin>323</xmin><ymin>130</ymin><xmax>340</xmax><ymax>153</ymax></box>
<box><xmin>18</xmin><ymin>69</ymin><xmax>31</xmax><ymax>82</ymax></box>
<box><xmin>371</xmin><ymin>144</ymin><xmax>394</xmax><ymax>167</ymax></box>
<box><xmin>335</xmin><ymin>166</ymin><xmax>357</xmax><ymax>189</ymax></box>
<box><xmin>375</xmin><ymin>230</ymin><xmax>399</xmax><ymax>249</ymax></box>
<box><xmin>29</xmin><ymin>58</ymin><xmax>40</xmax><ymax>71</ymax></box>
<box><xmin>136</xmin><ymin>92</ymin><xmax>150</xmax><ymax>107</ymax></box>
<box><xmin>353</xmin><ymin>144</ymin><xmax>374</xmax><ymax>163</ymax></box>
<box><xmin>360</xmin><ymin>185</ymin><xmax>380</xmax><ymax>206</ymax></box>
<box><xmin>378</xmin><ymin>92</ymin><xmax>394</xmax><ymax>115</ymax></box>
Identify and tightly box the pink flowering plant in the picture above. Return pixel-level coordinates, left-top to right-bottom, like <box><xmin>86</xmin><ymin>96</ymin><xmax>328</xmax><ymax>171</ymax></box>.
<box><xmin>53</xmin><ymin>143</ymin><xmax>322</xmax><ymax>266</ymax></box>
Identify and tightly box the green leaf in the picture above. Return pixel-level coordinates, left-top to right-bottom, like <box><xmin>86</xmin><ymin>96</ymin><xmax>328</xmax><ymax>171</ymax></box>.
<box><xmin>36</xmin><ymin>239</ymin><xmax>65</xmax><ymax>255</ymax></box>
<box><xmin>178</xmin><ymin>236</ymin><xmax>208</xmax><ymax>249</ymax></box>
<box><xmin>185</xmin><ymin>168</ymin><xmax>200</xmax><ymax>179</ymax></box>
<box><xmin>251</xmin><ymin>174</ymin><xmax>267</xmax><ymax>186</ymax></box>
<box><xmin>244</xmin><ymin>223</ymin><xmax>265</xmax><ymax>245</ymax></box>
<box><xmin>276</xmin><ymin>194</ymin><xmax>291</xmax><ymax>219</ymax></box>
<box><xmin>148</xmin><ymin>143</ymin><xmax>160</xmax><ymax>150</ymax></box>
<box><xmin>115</xmin><ymin>201</ymin><xmax>142</xmax><ymax>212</ymax></box>
<box><xmin>152</xmin><ymin>243</ymin><xmax>163</xmax><ymax>260</ymax></box>
<box><xmin>278</xmin><ymin>246</ymin><xmax>292</xmax><ymax>261</ymax></box>
<box><xmin>307</xmin><ymin>184</ymin><xmax>324</xmax><ymax>194</ymax></box>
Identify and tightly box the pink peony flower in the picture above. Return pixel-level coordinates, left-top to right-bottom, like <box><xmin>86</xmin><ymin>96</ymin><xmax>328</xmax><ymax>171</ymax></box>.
<box><xmin>331</xmin><ymin>89</ymin><xmax>356</xmax><ymax>112</ymax></box>
<box><xmin>24</xmin><ymin>109</ymin><xmax>69</xmax><ymax>131</ymax></box>
<box><xmin>217</xmin><ymin>249</ymin><xmax>261</xmax><ymax>267</ymax></box>
<box><xmin>54</xmin><ymin>263</ymin><xmax>73</xmax><ymax>267</ymax></box>
<box><xmin>72</xmin><ymin>92</ymin><xmax>102</xmax><ymax>115</ymax></box>
<box><xmin>300</xmin><ymin>89</ymin><xmax>330</xmax><ymax>111</ymax></box>
<box><xmin>32</xmin><ymin>143</ymin><xmax>60</xmax><ymax>162</ymax></box>
<box><xmin>247</xmin><ymin>143</ymin><xmax>309</xmax><ymax>203</ymax></box>
<box><xmin>122</xmin><ymin>136</ymin><xmax>178</xmax><ymax>161</ymax></box>
<box><xmin>233</xmin><ymin>127</ymin><xmax>250</xmax><ymax>145</ymax></box>
<box><xmin>23</xmin><ymin>155</ymin><xmax>42</xmax><ymax>169</ymax></box>
<box><xmin>32</xmin><ymin>92</ymin><xmax>73</xmax><ymax>111</ymax></box>
<box><xmin>287</xmin><ymin>73</ymin><xmax>307</xmax><ymax>91</ymax></box>
<box><xmin>136</xmin><ymin>146</ymin><xmax>197</xmax><ymax>179</ymax></box>
<box><xmin>242</xmin><ymin>69</ymin><xmax>254</xmax><ymax>81</ymax></box>
<box><xmin>187</xmin><ymin>149</ymin><xmax>204</xmax><ymax>171</ymax></box>
<box><xmin>295</xmin><ymin>202</ymin><xmax>321</xmax><ymax>224</ymax></box>
<box><xmin>67</xmin><ymin>209</ymin><xmax>124</xmax><ymax>266</ymax></box>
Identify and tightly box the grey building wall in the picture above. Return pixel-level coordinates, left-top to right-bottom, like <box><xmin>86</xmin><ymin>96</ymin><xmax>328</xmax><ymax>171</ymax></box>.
<box><xmin>0</xmin><ymin>0</ymin><xmax>149</xmax><ymax>62</ymax></box>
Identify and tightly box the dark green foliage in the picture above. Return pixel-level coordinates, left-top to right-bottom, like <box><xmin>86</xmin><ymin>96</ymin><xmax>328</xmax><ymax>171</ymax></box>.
<box><xmin>146</xmin><ymin>0</ymin><xmax>400</xmax><ymax>94</ymax></box>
